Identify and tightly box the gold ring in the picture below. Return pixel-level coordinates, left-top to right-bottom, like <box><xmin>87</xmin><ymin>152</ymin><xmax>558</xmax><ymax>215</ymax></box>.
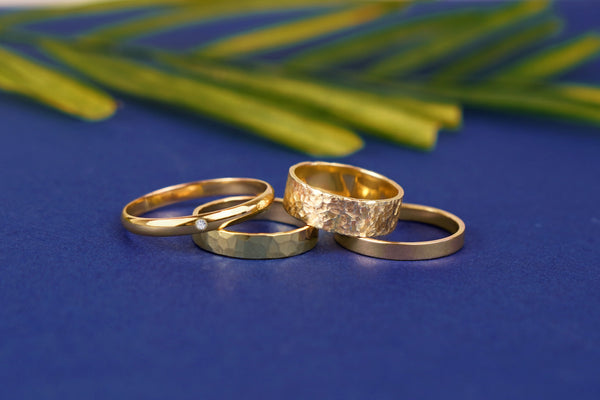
<box><xmin>192</xmin><ymin>197</ymin><xmax>318</xmax><ymax>259</ymax></box>
<box><xmin>283</xmin><ymin>161</ymin><xmax>404</xmax><ymax>237</ymax></box>
<box><xmin>334</xmin><ymin>203</ymin><xmax>465</xmax><ymax>260</ymax></box>
<box><xmin>121</xmin><ymin>178</ymin><xmax>274</xmax><ymax>236</ymax></box>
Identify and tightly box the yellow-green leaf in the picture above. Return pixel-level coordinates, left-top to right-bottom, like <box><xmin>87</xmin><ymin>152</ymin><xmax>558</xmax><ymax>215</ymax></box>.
<box><xmin>78</xmin><ymin>0</ymin><xmax>371</xmax><ymax>44</ymax></box>
<box><xmin>0</xmin><ymin>45</ymin><xmax>116</xmax><ymax>120</ymax></box>
<box><xmin>324</xmin><ymin>70</ymin><xmax>463</xmax><ymax>128</ymax></box>
<box><xmin>286</xmin><ymin>8</ymin><xmax>483</xmax><ymax>71</ymax></box>
<box><xmin>160</xmin><ymin>56</ymin><xmax>438</xmax><ymax>149</ymax></box>
<box><xmin>43</xmin><ymin>41</ymin><xmax>362</xmax><ymax>157</ymax></box>
<box><xmin>0</xmin><ymin>0</ymin><xmax>190</xmax><ymax>30</ymax></box>
<box><xmin>433</xmin><ymin>16</ymin><xmax>562</xmax><ymax>82</ymax></box>
<box><xmin>367</xmin><ymin>0</ymin><xmax>551</xmax><ymax>78</ymax></box>
<box><xmin>390</xmin><ymin>82</ymin><xmax>600</xmax><ymax>126</ymax></box>
<box><xmin>555</xmin><ymin>84</ymin><xmax>600</xmax><ymax>106</ymax></box>
<box><xmin>492</xmin><ymin>32</ymin><xmax>600</xmax><ymax>81</ymax></box>
<box><xmin>195</xmin><ymin>3</ymin><xmax>406</xmax><ymax>58</ymax></box>
<box><xmin>388</xmin><ymin>95</ymin><xmax>462</xmax><ymax>130</ymax></box>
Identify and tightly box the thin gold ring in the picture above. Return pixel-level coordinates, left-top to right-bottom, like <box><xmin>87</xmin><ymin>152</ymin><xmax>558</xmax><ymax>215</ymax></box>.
<box><xmin>334</xmin><ymin>203</ymin><xmax>465</xmax><ymax>260</ymax></box>
<box><xmin>121</xmin><ymin>178</ymin><xmax>274</xmax><ymax>236</ymax></box>
<box><xmin>192</xmin><ymin>196</ymin><xmax>318</xmax><ymax>259</ymax></box>
<box><xmin>283</xmin><ymin>161</ymin><xmax>404</xmax><ymax>237</ymax></box>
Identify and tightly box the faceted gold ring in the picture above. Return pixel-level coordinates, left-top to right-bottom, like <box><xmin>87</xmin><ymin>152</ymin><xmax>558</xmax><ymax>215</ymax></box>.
<box><xmin>334</xmin><ymin>203</ymin><xmax>465</xmax><ymax>260</ymax></box>
<box><xmin>192</xmin><ymin>196</ymin><xmax>319</xmax><ymax>259</ymax></box>
<box><xmin>121</xmin><ymin>178</ymin><xmax>274</xmax><ymax>236</ymax></box>
<box><xmin>283</xmin><ymin>161</ymin><xmax>404</xmax><ymax>237</ymax></box>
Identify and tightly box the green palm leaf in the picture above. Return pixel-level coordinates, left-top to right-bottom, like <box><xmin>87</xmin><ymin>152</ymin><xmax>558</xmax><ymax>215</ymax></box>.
<box><xmin>492</xmin><ymin>32</ymin><xmax>600</xmax><ymax>81</ymax></box>
<box><xmin>285</xmin><ymin>8</ymin><xmax>484</xmax><ymax>71</ymax></box>
<box><xmin>79</xmin><ymin>0</ymin><xmax>376</xmax><ymax>45</ymax></box>
<box><xmin>43</xmin><ymin>40</ymin><xmax>362</xmax><ymax>156</ymax></box>
<box><xmin>366</xmin><ymin>0</ymin><xmax>551</xmax><ymax>78</ymax></box>
<box><xmin>0</xmin><ymin>0</ymin><xmax>598</xmax><ymax>156</ymax></box>
<box><xmin>0</xmin><ymin>0</ymin><xmax>190</xmax><ymax>29</ymax></box>
<box><xmin>158</xmin><ymin>55</ymin><xmax>439</xmax><ymax>149</ymax></box>
<box><xmin>432</xmin><ymin>16</ymin><xmax>562</xmax><ymax>82</ymax></box>
<box><xmin>194</xmin><ymin>3</ymin><xmax>406</xmax><ymax>58</ymax></box>
<box><xmin>385</xmin><ymin>81</ymin><xmax>600</xmax><ymax>126</ymax></box>
<box><xmin>555</xmin><ymin>84</ymin><xmax>600</xmax><ymax>106</ymax></box>
<box><xmin>0</xmin><ymin>45</ymin><xmax>116</xmax><ymax>120</ymax></box>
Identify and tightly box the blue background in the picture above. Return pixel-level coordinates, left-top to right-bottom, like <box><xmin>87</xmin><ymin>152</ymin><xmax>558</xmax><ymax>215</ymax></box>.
<box><xmin>1</xmin><ymin>2</ymin><xmax>599</xmax><ymax>399</ymax></box>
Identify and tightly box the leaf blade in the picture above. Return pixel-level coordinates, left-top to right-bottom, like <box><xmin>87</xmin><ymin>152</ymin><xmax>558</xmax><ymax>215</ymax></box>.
<box><xmin>432</xmin><ymin>16</ymin><xmax>562</xmax><ymax>82</ymax></box>
<box><xmin>0</xmin><ymin>0</ymin><xmax>190</xmax><ymax>30</ymax></box>
<box><xmin>196</xmin><ymin>3</ymin><xmax>405</xmax><ymax>58</ymax></box>
<box><xmin>0</xmin><ymin>45</ymin><xmax>116</xmax><ymax>120</ymax></box>
<box><xmin>555</xmin><ymin>84</ymin><xmax>600</xmax><ymax>106</ymax></box>
<box><xmin>389</xmin><ymin>81</ymin><xmax>600</xmax><ymax>126</ymax></box>
<box><xmin>366</xmin><ymin>0</ymin><xmax>551</xmax><ymax>78</ymax></box>
<box><xmin>77</xmin><ymin>0</ymin><xmax>371</xmax><ymax>44</ymax></box>
<box><xmin>286</xmin><ymin>7</ymin><xmax>483</xmax><ymax>71</ymax></box>
<box><xmin>492</xmin><ymin>32</ymin><xmax>600</xmax><ymax>81</ymax></box>
<box><xmin>43</xmin><ymin>41</ymin><xmax>363</xmax><ymax>157</ymax></box>
<box><xmin>158</xmin><ymin>56</ymin><xmax>438</xmax><ymax>149</ymax></box>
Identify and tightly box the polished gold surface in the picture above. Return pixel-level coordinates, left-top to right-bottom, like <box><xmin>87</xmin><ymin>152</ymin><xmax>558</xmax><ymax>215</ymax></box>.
<box><xmin>334</xmin><ymin>203</ymin><xmax>465</xmax><ymax>260</ymax></box>
<box><xmin>121</xmin><ymin>178</ymin><xmax>274</xmax><ymax>236</ymax></box>
<box><xmin>192</xmin><ymin>197</ymin><xmax>318</xmax><ymax>259</ymax></box>
<box><xmin>283</xmin><ymin>161</ymin><xmax>404</xmax><ymax>237</ymax></box>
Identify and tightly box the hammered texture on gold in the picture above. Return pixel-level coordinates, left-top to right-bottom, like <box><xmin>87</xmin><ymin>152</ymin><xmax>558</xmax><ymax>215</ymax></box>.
<box><xmin>193</xmin><ymin>228</ymin><xmax>318</xmax><ymax>259</ymax></box>
<box><xmin>283</xmin><ymin>175</ymin><xmax>402</xmax><ymax>237</ymax></box>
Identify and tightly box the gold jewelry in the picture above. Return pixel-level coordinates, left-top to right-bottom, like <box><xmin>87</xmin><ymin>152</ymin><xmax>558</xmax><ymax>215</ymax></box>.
<box><xmin>192</xmin><ymin>197</ymin><xmax>318</xmax><ymax>259</ymax></box>
<box><xmin>121</xmin><ymin>178</ymin><xmax>274</xmax><ymax>236</ymax></box>
<box><xmin>334</xmin><ymin>203</ymin><xmax>465</xmax><ymax>260</ymax></box>
<box><xmin>283</xmin><ymin>161</ymin><xmax>404</xmax><ymax>237</ymax></box>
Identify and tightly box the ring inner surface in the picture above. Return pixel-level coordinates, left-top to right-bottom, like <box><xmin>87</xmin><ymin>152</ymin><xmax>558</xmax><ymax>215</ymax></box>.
<box><xmin>294</xmin><ymin>164</ymin><xmax>398</xmax><ymax>200</ymax></box>
<box><xmin>400</xmin><ymin>207</ymin><xmax>460</xmax><ymax>233</ymax></box>
<box><xmin>127</xmin><ymin>180</ymin><xmax>266</xmax><ymax>216</ymax></box>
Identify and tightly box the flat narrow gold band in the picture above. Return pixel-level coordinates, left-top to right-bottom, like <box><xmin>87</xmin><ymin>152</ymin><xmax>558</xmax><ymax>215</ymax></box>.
<box><xmin>121</xmin><ymin>178</ymin><xmax>274</xmax><ymax>236</ymax></box>
<box><xmin>192</xmin><ymin>197</ymin><xmax>318</xmax><ymax>259</ymax></box>
<box><xmin>283</xmin><ymin>161</ymin><xmax>404</xmax><ymax>237</ymax></box>
<box><xmin>334</xmin><ymin>203</ymin><xmax>465</xmax><ymax>260</ymax></box>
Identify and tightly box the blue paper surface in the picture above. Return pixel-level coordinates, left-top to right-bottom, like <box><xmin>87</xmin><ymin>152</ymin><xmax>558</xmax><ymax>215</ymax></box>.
<box><xmin>1</xmin><ymin>2</ymin><xmax>599</xmax><ymax>399</ymax></box>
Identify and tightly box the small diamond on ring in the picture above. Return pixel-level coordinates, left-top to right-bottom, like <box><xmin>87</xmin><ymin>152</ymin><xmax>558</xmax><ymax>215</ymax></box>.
<box><xmin>195</xmin><ymin>219</ymin><xmax>208</xmax><ymax>231</ymax></box>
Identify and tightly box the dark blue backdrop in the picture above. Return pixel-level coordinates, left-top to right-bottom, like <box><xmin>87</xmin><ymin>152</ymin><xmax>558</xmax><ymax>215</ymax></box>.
<box><xmin>1</xmin><ymin>2</ymin><xmax>599</xmax><ymax>399</ymax></box>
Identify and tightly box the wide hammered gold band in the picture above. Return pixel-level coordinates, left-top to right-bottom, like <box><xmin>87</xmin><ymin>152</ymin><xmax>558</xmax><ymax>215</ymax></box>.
<box><xmin>283</xmin><ymin>161</ymin><xmax>404</xmax><ymax>237</ymax></box>
<box><xmin>121</xmin><ymin>178</ymin><xmax>274</xmax><ymax>236</ymax></box>
<box><xmin>334</xmin><ymin>203</ymin><xmax>465</xmax><ymax>260</ymax></box>
<box><xmin>192</xmin><ymin>197</ymin><xmax>318</xmax><ymax>259</ymax></box>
